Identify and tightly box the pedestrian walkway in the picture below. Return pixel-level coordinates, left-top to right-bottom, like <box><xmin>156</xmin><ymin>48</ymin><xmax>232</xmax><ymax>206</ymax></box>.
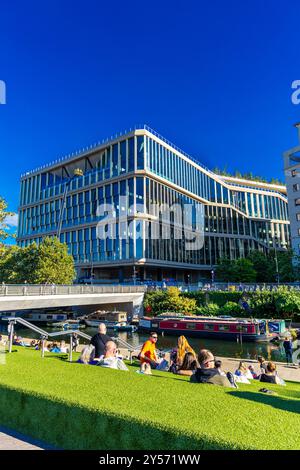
<box><xmin>0</xmin><ymin>426</ymin><xmax>54</xmax><ymax>450</ymax></box>
<box><xmin>219</xmin><ymin>356</ymin><xmax>300</xmax><ymax>382</ymax></box>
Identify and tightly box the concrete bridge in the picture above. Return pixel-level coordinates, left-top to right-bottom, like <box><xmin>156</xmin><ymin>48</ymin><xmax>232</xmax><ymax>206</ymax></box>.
<box><xmin>0</xmin><ymin>284</ymin><xmax>146</xmax><ymax>315</ymax></box>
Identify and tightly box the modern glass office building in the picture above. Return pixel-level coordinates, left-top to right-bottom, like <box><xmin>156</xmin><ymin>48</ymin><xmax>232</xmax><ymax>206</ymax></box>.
<box><xmin>17</xmin><ymin>126</ymin><xmax>290</xmax><ymax>282</ymax></box>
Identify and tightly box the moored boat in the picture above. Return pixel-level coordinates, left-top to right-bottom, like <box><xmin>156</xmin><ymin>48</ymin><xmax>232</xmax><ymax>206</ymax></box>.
<box><xmin>138</xmin><ymin>315</ymin><xmax>277</xmax><ymax>342</ymax></box>
<box><xmin>83</xmin><ymin>310</ymin><xmax>128</xmax><ymax>329</ymax></box>
<box><xmin>113</xmin><ymin>322</ymin><xmax>138</xmax><ymax>332</ymax></box>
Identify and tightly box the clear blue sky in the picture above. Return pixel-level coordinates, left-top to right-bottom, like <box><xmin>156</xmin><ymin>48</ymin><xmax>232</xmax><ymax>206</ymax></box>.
<box><xmin>1</xmin><ymin>0</ymin><xmax>300</xmax><ymax>222</ymax></box>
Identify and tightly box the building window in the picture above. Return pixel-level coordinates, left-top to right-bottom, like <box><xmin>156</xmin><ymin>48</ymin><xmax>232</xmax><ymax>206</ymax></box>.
<box><xmin>293</xmin><ymin>184</ymin><xmax>300</xmax><ymax>192</ymax></box>
<box><xmin>297</xmin><ymin>213</ymin><xmax>300</xmax><ymax>221</ymax></box>
<box><xmin>295</xmin><ymin>199</ymin><xmax>300</xmax><ymax>206</ymax></box>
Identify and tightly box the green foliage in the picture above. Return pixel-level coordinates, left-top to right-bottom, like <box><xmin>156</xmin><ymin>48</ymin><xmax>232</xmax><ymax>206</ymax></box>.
<box><xmin>195</xmin><ymin>303</ymin><xmax>220</xmax><ymax>316</ymax></box>
<box><xmin>247</xmin><ymin>250</ymin><xmax>273</xmax><ymax>283</ymax></box>
<box><xmin>212</xmin><ymin>167</ymin><xmax>284</xmax><ymax>186</ymax></box>
<box><xmin>216</xmin><ymin>258</ymin><xmax>256</xmax><ymax>282</ymax></box>
<box><xmin>216</xmin><ymin>250</ymin><xmax>297</xmax><ymax>283</ymax></box>
<box><xmin>0</xmin><ymin>237</ymin><xmax>75</xmax><ymax>284</ymax></box>
<box><xmin>219</xmin><ymin>301</ymin><xmax>243</xmax><ymax>316</ymax></box>
<box><xmin>0</xmin><ymin>197</ymin><xmax>16</xmax><ymax>242</ymax></box>
<box><xmin>144</xmin><ymin>287</ymin><xmax>197</xmax><ymax>316</ymax></box>
<box><xmin>0</xmin><ymin>347</ymin><xmax>300</xmax><ymax>449</ymax></box>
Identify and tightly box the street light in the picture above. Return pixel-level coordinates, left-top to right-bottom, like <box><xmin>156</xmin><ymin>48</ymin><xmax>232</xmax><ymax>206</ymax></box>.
<box><xmin>57</xmin><ymin>168</ymin><xmax>84</xmax><ymax>239</ymax></box>
<box><xmin>211</xmin><ymin>269</ymin><xmax>215</xmax><ymax>286</ymax></box>
<box><xmin>273</xmin><ymin>235</ymin><xmax>280</xmax><ymax>285</ymax></box>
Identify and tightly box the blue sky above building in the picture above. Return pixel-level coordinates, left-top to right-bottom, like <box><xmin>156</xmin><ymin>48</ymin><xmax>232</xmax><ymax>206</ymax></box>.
<box><xmin>0</xmin><ymin>0</ymin><xmax>300</xmax><ymax>238</ymax></box>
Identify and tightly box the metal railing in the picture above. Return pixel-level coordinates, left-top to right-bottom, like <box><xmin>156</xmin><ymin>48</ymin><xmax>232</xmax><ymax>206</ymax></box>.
<box><xmin>4</xmin><ymin>316</ymin><xmax>140</xmax><ymax>363</ymax></box>
<box><xmin>0</xmin><ymin>284</ymin><xmax>146</xmax><ymax>297</ymax></box>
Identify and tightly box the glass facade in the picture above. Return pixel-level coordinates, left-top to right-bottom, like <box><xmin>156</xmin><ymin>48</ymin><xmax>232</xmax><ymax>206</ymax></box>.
<box><xmin>17</xmin><ymin>127</ymin><xmax>290</xmax><ymax>281</ymax></box>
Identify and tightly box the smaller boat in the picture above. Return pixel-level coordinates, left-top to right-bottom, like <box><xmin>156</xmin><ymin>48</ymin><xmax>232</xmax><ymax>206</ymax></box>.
<box><xmin>113</xmin><ymin>322</ymin><xmax>138</xmax><ymax>332</ymax></box>
<box><xmin>47</xmin><ymin>321</ymin><xmax>84</xmax><ymax>330</ymax></box>
<box><xmin>83</xmin><ymin>310</ymin><xmax>128</xmax><ymax>328</ymax></box>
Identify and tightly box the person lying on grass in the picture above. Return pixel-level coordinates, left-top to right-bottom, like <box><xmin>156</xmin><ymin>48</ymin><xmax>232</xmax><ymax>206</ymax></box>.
<box><xmin>77</xmin><ymin>345</ymin><xmax>98</xmax><ymax>365</ymax></box>
<box><xmin>190</xmin><ymin>349</ymin><xmax>237</xmax><ymax>388</ymax></box>
<box><xmin>98</xmin><ymin>341</ymin><xmax>128</xmax><ymax>371</ymax></box>
<box><xmin>259</xmin><ymin>361</ymin><xmax>285</xmax><ymax>386</ymax></box>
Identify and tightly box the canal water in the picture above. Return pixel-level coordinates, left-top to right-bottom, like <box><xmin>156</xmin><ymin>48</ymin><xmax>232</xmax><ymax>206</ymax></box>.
<box><xmin>0</xmin><ymin>323</ymin><xmax>290</xmax><ymax>363</ymax></box>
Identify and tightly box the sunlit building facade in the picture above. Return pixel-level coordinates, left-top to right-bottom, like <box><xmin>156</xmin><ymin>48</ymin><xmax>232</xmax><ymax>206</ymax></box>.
<box><xmin>17</xmin><ymin>126</ymin><xmax>290</xmax><ymax>282</ymax></box>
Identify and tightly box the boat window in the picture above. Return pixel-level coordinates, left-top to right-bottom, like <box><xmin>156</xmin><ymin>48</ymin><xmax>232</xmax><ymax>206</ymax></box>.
<box><xmin>237</xmin><ymin>325</ymin><xmax>249</xmax><ymax>333</ymax></box>
<box><xmin>203</xmin><ymin>324</ymin><xmax>214</xmax><ymax>330</ymax></box>
<box><xmin>218</xmin><ymin>324</ymin><xmax>230</xmax><ymax>331</ymax></box>
<box><xmin>152</xmin><ymin>323</ymin><xmax>158</xmax><ymax>328</ymax></box>
<box><xmin>186</xmin><ymin>323</ymin><xmax>196</xmax><ymax>329</ymax></box>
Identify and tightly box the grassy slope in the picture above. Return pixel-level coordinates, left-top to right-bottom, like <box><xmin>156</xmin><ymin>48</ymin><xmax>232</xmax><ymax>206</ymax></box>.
<box><xmin>0</xmin><ymin>347</ymin><xmax>300</xmax><ymax>450</ymax></box>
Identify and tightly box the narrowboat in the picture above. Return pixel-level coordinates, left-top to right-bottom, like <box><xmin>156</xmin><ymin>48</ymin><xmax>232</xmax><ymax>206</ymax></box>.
<box><xmin>83</xmin><ymin>310</ymin><xmax>128</xmax><ymax>329</ymax></box>
<box><xmin>138</xmin><ymin>315</ymin><xmax>276</xmax><ymax>342</ymax></box>
<box><xmin>0</xmin><ymin>310</ymin><xmax>68</xmax><ymax>325</ymax></box>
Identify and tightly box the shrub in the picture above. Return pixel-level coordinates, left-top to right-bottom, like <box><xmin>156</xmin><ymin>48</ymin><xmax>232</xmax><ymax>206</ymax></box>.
<box><xmin>195</xmin><ymin>303</ymin><xmax>220</xmax><ymax>316</ymax></box>
<box><xmin>219</xmin><ymin>302</ymin><xmax>243</xmax><ymax>316</ymax></box>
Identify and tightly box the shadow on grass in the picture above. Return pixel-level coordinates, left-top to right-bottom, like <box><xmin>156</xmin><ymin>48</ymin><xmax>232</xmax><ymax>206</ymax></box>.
<box><xmin>43</xmin><ymin>354</ymin><xmax>69</xmax><ymax>362</ymax></box>
<box><xmin>0</xmin><ymin>383</ymin><xmax>235</xmax><ymax>450</ymax></box>
<box><xmin>229</xmin><ymin>391</ymin><xmax>300</xmax><ymax>414</ymax></box>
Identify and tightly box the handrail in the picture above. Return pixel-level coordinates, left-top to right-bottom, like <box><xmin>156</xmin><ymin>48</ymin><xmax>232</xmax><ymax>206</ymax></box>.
<box><xmin>0</xmin><ymin>284</ymin><xmax>146</xmax><ymax>297</ymax></box>
<box><xmin>4</xmin><ymin>316</ymin><xmax>49</xmax><ymax>337</ymax></box>
<box><xmin>3</xmin><ymin>317</ymin><xmax>140</xmax><ymax>361</ymax></box>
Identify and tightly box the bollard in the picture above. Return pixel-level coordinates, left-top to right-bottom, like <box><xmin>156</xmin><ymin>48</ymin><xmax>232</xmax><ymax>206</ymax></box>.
<box><xmin>41</xmin><ymin>338</ymin><xmax>45</xmax><ymax>358</ymax></box>
<box><xmin>8</xmin><ymin>321</ymin><xmax>14</xmax><ymax>353</ymax></box>
<box><xmin>69</xmin><ymin>335</ymin><xmax>73</xmax><ymax>362</ymax></box>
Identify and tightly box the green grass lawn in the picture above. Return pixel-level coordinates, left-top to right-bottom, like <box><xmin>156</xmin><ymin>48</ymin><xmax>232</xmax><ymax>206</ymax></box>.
<box><xmin>0</xmin><ymin>347</ymin><xmax>300</xmax><ymax>450</ymax></box>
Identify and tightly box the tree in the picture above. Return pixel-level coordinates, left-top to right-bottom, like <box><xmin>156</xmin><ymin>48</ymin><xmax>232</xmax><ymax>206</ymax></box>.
<box><xmin>0</xmin><ymin>237</ymin><xmax>75</xmax><ymax>284</ymax></box>
<box><xmin>0</xmin><ymin>197</ymin><xmax>16</xmax><ymax>243</ymax></box>
<box><xmin>215</xmin><ymin>258</ymin><xmax>234</xmax><ymax>282</ymax></box>
<box><xmin>144</xmin><ymin>287</ymin><xmax>197</xmax><ymax>316</ymax></box>
<box><xmin>247</xmin><ymin>250</ymin><xmax>273</xmax><ymax>282</ymax></box>
<box><xmin>231</xmin><ymin>258</ymin><xmax>256</xmax><ymax>283</ymax></box>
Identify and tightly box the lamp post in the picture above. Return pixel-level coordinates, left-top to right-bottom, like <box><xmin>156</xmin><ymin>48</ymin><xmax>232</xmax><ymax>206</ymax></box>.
<box><xmin>211</xmin><ymin>269</ymin><xmax>215</xmax><ymax>287</ymax></box>
<box><xmin>57</xmin><ymin>168</ymin><xmax>84</xmax><ymax>239</ymax></box>
<box><xmin>273</xmin><ymin>235</ymin><xmax>280</xmax><ymax>285</ymax></box>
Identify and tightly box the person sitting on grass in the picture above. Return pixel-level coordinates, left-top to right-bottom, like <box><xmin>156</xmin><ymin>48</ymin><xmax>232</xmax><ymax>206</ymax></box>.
<box><xmin>98</xmin><ymin>341</ymin><xmax>128</xmax><ymax>371</ymax></box>
<box><xmin>50</xmin><ymin>342</ymin><xmax>61</xmax><ymax>353</ymax></box>
<box><xmin>191</xmin><ymin>349</ymin><xmax>236</xmax><ymax>388</ymax></box>
<box><xmin>234</xmin><ymin>361</ymin><xmax>253</xmax><ymax>381</ymax></box>
<box><xmin>214</xmin><ymin>359</ymin><xmax>226</xmax><ymax>376</ymax></box>
<box><xmin>258</xmin><ymin>356</ymin><xmax>268</xmax><ymax>374</ymax></box>
<box><xmin>77</xmin><ymin>344</ymin><xmax>97</xmax><ymax>365</ymax></box>
<box><xmin>139</xmin><ymin>332</ymin><xmax>160</xmax><ymax>369</ymax></box>
<box><xmin>248</xmin><ymin>365</ymin><xmax>259</xmax><ymax>379</ymax></box>
<box><xmin>90</xmin><ymin>323</ymin><xmax>112</xmax><ymax>360</ymax></box>
<box><xmin>175</xmin><ymin>352</ymin><xmax>198</xmax><ymax>376</ymax></box>
<box><xmin>60</xmin><ymin>340</ymin><xmax>68</xmax><ymax>353</ymax></box>
<box><xmin>260</xmin><ymin>361</ymin><xmax>285</xmax><ymax>385</ymax></box>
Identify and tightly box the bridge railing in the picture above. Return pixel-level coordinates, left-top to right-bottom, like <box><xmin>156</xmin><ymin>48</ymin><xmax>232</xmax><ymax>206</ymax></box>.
<box><xmin>0</xmin><ymin>284</ymin><xmax>146</xmax><ymax>296</ymax></box>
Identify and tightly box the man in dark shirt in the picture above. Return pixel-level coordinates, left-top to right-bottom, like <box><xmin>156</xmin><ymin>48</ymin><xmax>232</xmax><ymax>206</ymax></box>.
<box><xmin>190</xmin><ymin>349</ymin><xmax>234</xmax><ymax>387</ymax></box>
<box><xmin>90</xmin><ymin>323</ymin><xmax>112</xmax><ymax>359</ymax></box>
<box><xmin>283</xmin><ymin>337</ymin><xmax>293</xmax><ymax>365</ymax></box>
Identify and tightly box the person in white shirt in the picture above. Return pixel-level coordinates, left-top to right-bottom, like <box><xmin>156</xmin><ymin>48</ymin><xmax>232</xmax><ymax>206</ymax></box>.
<box><xmin>98</xmin><ymin>341</ymin><xmax>128</xmax><ymax>371</ymax></box>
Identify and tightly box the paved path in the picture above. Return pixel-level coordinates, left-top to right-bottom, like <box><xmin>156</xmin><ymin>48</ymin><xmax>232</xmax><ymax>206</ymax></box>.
<box><xmin>0</xmin><ymin>426</ymin><xmax>54</xmax><ymax>450</ymax></box>
<box><xmin>218</xmin><ymin>356</ymin><xmax>300</xmax><ymax>382</ymax></box>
